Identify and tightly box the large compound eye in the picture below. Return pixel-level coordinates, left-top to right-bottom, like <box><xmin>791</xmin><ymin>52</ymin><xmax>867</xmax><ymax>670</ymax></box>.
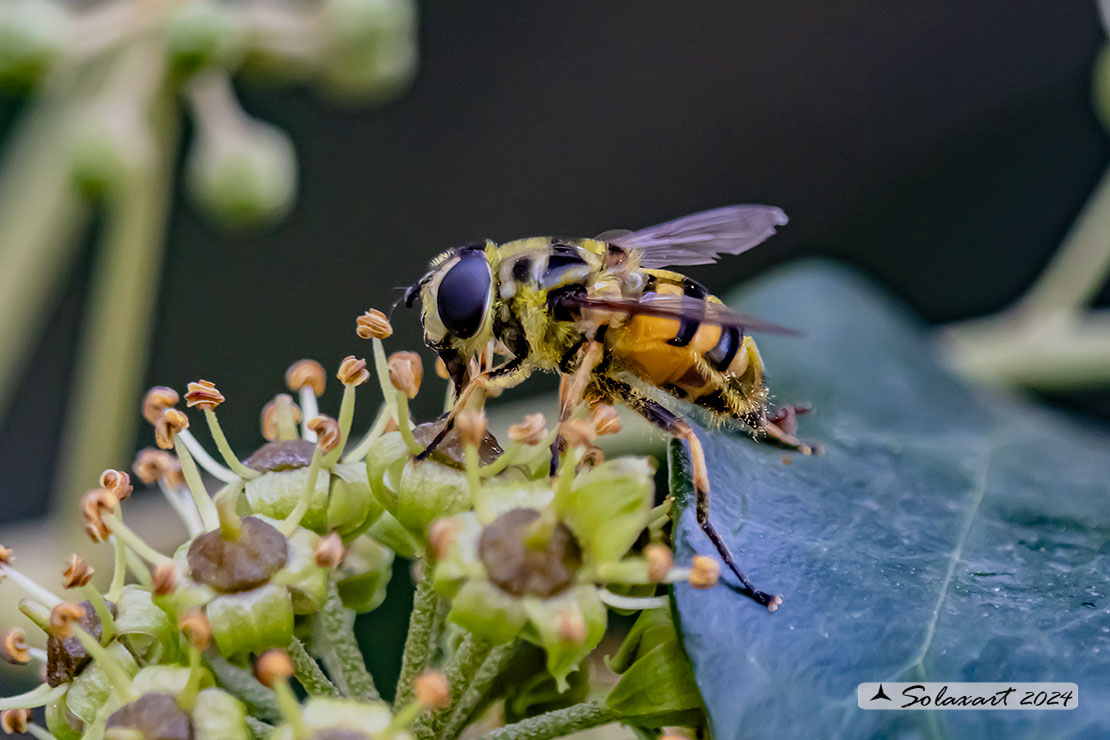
<box><xmin>436</xmin><ymin>251</ymin><xmax>491</xmax><ymax>339</ymax></box>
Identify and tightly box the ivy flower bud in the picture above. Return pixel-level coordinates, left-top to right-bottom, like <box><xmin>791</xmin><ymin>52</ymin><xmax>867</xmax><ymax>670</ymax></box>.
<box><xmin>143</xmin><ymin>386</ymin><xmax>180</xmax><ymax>425</ymax></box>
<box><xmin>590</xmin><ymin>405</ymin><xmax>621</xmax><ymax>436</ymax></box>
<box><xmin>356</xmin><ymin>308</ymin><xmax>392</xmax><ymax>339</ymax></box>
<box><xmin>100</xmin><ymin>469</ymin><xmax>133</xmax><ymax>501</ymax></box>
<box><xmin>133</xmin><ymin>449</ymin><xmax>184</xmax><ymax>487</ymax></box>
<box><xmin>689</xmin><ymin>556</ymin><xmax>719</xmax><ymax>590</ymax></box>
<box><xmin>307</xmin><ymin>415</ymin><xmax>341</xmax><ymax>453</ymax></box>
<box><xmin>456</xmin><ymin>409</ymin><xmax>487</xmax><ymax>448</ymax></box>
<box><xmin>179</xmin><ymin>610</ymin><xmax>213</xmax><ymax>651</ymax></box>
<box><xmin>1</xmin><ymin>628</ymin><xmax>30</xmax><ymax>665</ymax></box>
<box><xmin>558</xmin><ymin>419</ymin><xmax>596</xmax><ymax>449</ymax></box>
<box><xmin>286</xmin><ymin>360</ymin><xmax>327</xmax><ymax>395</ymax></box>
<box><xmin>261</xmin><ymin>395</ymin><xmax>302</xmax><ymax>442</ymax></box>
<box><xmin>152</xmin><ymin>562</ymin><xmax>179</xmax><ymax>597</ymax></box>
<box><xmin>338</xmin><ymin>356</ymin><xmax>370</xmax><ymax>387</ymax></box>
<box><xmin>255</xmin><ymin>649</ymin><xmax>293</xmax><ymax>688</ymax></box>
<box><xmin>313</xmin><ymin>532</ymin><xmax>345</xmax><ymax>568</ymax></box>
<box><xmin>154</xmin><ymin>408</ymin><xmax>190</xmax><ymax>450</ymax></box>
<box><xmin>644</xmin><ymin>544</ymin><xmax>673</xmax><ymax>583</ymax></box>
<box><xmin>414</xmin><ymin>671</ymin><xmax>450</xmax><ymax>710</ymax></box>
<box><xmin>49</xmin><ymin>602</ymin><xmax>86</xmax><ymax>639</ymax></box>
<box><xmin>62</xmin><ymin>554</ymin><xmax>95</xmax><ymax>588</ymax></box>
<box><xmin>388</xmin><ymin>351</ymin><xmax>423</xmax><ymax>399</ymax></box>
<box><xmin>508</xmin><ymin>413</ymin><xmax>547</xmax><ymax>445</ymax></box>
<box><xmin>185</xmin><ymin>379</ymin><xmax>225</xmax><ymax>410</ymax></box>
<box><xmin>1</xmin><ymin>709</ymin><xmax>30</xmax><ymax>735</ymax></box>
<box><xmin>81</xmin><ymin>489</ymin><xmax>119</xmax><ymax>542</ymax></box>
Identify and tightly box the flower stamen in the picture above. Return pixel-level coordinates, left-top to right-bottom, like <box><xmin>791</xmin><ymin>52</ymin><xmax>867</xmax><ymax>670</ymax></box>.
<box><xmin>186</xmin><ymin>380</ymin><xmax>260</xmax><ymax>481</ymax></box>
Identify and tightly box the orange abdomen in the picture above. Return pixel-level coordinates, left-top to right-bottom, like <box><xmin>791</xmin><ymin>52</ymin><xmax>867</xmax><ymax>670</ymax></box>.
<box><xmin>607</xmin><ymin>274</ymin><xmax>766</xmax><ymax>417</ymax></box>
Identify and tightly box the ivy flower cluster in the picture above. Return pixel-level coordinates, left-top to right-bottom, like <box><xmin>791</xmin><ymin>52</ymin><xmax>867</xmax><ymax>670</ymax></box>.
<box><xmin>0</xmin><ymin>309</ymin><xmax>715</xmax><ymax>740</ymax></box>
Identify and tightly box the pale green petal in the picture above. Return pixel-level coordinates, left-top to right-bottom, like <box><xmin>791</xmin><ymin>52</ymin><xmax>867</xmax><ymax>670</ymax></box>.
<box><xmin>558</xmin><ymin>457</ymin><xmax>654</xmax><ymax>564</ymax></box>
<box><xmin>448</xmin><ymin>580</ymin><xmax>527</xmax><ymax>645</ymax></box>
<box><xmin>302</xmin><ymin>697</ymin><xmax>393</xmax><ymax>734</ymax></box>
<box><xmin>271</xmin><ymin>526</ymin><xmax>328</xmax><ymax>614</ymax></box>
<box><xmin>66</xmin><ymin>642</ymin><xmax>139</xmax><ymax>724</ymax></box>
<box><xmin>193</xmin><ymin>688</ymin><xmax>250</xmax><ymax>740</ymax></box>
<box><xmin>206</xmin><ymin>583</ymin><xmax>294</xmax><ymax>657</ymax></box>
<box><xmin>522</xmin><ymin>585</ymin><xmax>607</xmax><ymax>692</ymax></box>
<box><xmin>329</xmin><ymin>462</ymin><xmax>384</xmax><ymax>536</ymax></box>
<box><xmin>245</xmin><ymin>467</ymin><xmax>330</xmax><ymax>533</ymax></box>
<box><xmin>114</xmin><ymin>585</ymin><xmax>176</xmax><ymax>663</ymax></box>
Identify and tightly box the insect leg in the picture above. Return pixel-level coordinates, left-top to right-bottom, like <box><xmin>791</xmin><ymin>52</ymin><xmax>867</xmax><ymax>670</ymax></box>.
<box><xmin>626</xmin><ymin>391</ymin><xmax>783</xmax><ymax>611</ymax></box>
<box><xmin>416</xmin><ymin>356</ymin><xmax>528</xmax><ymax>461</ymax></box>
<box><xmin>549</xmin><ymin>341</ymin><xmax>604</xmax><ymax>474</ymax></box>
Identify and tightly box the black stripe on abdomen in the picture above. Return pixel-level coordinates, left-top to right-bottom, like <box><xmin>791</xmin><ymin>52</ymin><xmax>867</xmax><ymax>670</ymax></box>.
<box><xmin>705</xmin><ymin>325</ymin><xmax>741</xmax><ymax>372</ymax></box>
<box><xmin>666</xmin><ymin>279</ymin><xmax>708</xmax><ymax>347</ymax></box>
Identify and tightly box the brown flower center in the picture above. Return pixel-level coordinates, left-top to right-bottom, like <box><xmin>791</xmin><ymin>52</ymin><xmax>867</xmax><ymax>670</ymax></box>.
<box><xmin>478</xmin><ymin>508</ymin><xmax>582</xmax><ymax>598</ymax></box>
<box><xmin>187</xmin><ymin>517</ymin><xmax>288</xmax><ymax>592</ymax></box>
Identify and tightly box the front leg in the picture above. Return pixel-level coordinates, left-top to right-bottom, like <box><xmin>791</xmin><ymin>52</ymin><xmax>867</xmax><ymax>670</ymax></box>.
<box><xmin>416</xmin><ymin>355</ymin><xmax>531</xmax><ymax>461</ymax></box>
<box><xmin>548</xmin><ymin>341</ymin><xmax>604</xmax><ymax>473</ymax></box>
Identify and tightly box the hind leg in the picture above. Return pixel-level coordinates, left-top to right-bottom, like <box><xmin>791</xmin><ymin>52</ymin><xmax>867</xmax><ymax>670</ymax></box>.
<box><xmin>618</xmin><ymin>385</ymin><xmax>783</xmax><ymax>611</ymax></box>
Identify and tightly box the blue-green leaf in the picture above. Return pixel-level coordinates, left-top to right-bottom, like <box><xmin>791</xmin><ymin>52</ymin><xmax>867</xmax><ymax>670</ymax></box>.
<box><xmin>670</xmin><ymin>262</ymin><xmax>1110</xmax><ymax>740</ymax></box>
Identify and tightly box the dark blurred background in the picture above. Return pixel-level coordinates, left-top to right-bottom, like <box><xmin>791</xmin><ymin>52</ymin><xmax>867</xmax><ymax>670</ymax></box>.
<box><xmin>1</xmin><ymin>0</ymin><xmax>1107</xmax><ymax>523</ymax></box>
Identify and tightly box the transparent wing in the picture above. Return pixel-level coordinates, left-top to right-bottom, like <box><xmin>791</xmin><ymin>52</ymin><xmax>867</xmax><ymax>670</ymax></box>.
<box><xmin>603</xmin><ymin>205</ymin><xmax>788</xmax><ymax>269</ymax></box>
<box><xmin>564</xmin><ymin>293</ymin><xmax>800</xmax><ymax>336</ymax></box>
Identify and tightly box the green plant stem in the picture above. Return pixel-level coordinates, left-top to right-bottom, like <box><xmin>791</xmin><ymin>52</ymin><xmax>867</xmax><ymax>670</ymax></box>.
<box><xmin>412</xmin><ymin>634</ymin><xmax>492</xmax><ymax>740</ymax></box>
<box><xmin>392</xmin><ymin>563</ymin><xmax>442</xmax><ymax>710</ymax></box>
<box><xmin>1020</xmin><ymin>164</ymin><xmax>1110</xmax><ymax>315</ymax></box>
<box><xmin>288</xmin><ymin>638</ymin><xmax>340</xmax><ymax>697</ymax></box>
<box><xmin>54</xmin><ymin>41</ymin><xmax>177</xmax><ymax>534</ymax></box>
<box><xmin>204</xmin><ymin>648</ymin><xmax>281</xmax><ymax>721</ymax></box>
<box><xmin>0</xmin><ymin>63</ymin><xmax>92</xmax><ymax>420</ymax></box>
<box><xmin>313</xmin><ymin>581</ymin><xmax>380</xmax><ymax>702</ymax></box>
<box><xmin>440</xmin><ymin>641</ymin><xmax>517</xmax><ymax>740</ymax></box>
<box><xmin>478</xmin><ymin>700</ymin><xmax>616</xmax><ymax>740</ymax></box>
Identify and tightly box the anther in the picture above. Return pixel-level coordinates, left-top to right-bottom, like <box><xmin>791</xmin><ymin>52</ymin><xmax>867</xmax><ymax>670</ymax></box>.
<box><xmin>1</xmin><ymin>709</ymin><xmax>30</xmax><ymax>735</ymax></box>
<box><xmin>313</xmin><ymin>532</ymin><xmax>345</xmax><ymax>568</ymax></box>
<box><xmin>427</xmin><ymin>518</ymin><xmax>460</xmax><ymax>561</ymax></box>
<box><xmin>62</xmin><ymin>554</ymin><xmax>95</xmax><ymax>589</ymax></box>
<box><xmin>388</xmin><ymin>351</ymin><xmax>423</xmax><ymax>399</ymax></box>
<box><xmin>132</xmin><ymin>449</ymin><xmax>184</xmax><ymax>487</ymax></box>
<box><xmin>356</xmin><ymin>309</ymin><xmax>392</xmax><ymax>340</ymax></box>
<box><xmin>0</xmin><ymin>628</ymin><xmax>30</xmax><ymax>665</ymax></box>
<box><xmin>184</xmin><ymin>379</ymin><xmax>225</xmax><ymax>410</ymax></box>
<box><xmin>0</xmin><ymin>545</ymin><xmax>11</xmax><ymax>566</ymax></box>
<box><xmin>142</xmin><ymin>386</ymin><xmax>179</xmax><ymax>425</ymax></box>
<box><xmin>179</xmin><ymin>610</ymin><xmax>213</xmax><ymax>651</ymax></box>
<box><xmin>558</xmin><ymin>419</ymin><xmax>596</xmax><ymax>448</ymax></box>
<box><xmin>508</xmin><ymin>413</ymin><xmax>547</xmax><ymax>445</ymax></box>
<box><xmin>261</xmin><ymin>395</ymin><xmax>302</xmax><ymax>442</ymax></box>
<box><xmin>254</xmin><ymin>649</ymin><xmax>293</xmax><ymax>688</ymax></box>
<box><xmin>99</xmin><ymin>469</ymin><xmax>133</xmax><ymax>501</ymax></box>
<box><xmin>434</xmin><ymin>357</ymin><xmax>449</xmax><ymax>379</ymax></box>
<box><xmin>590</xmin><ymin>404</ymin><xmax>622</xmax><ymax>436</ymax></box>
<box><xmin>81</xmin><ymin>489</ymin><xmax>119</xmax><ymax>542</ymax></box>
<box><xmin>151</xmin><ymin>562</ymin><xmax>179</xmax><ymax>597</ymax></box>
<box><xmin>644</xmin><ymin>544</ymin><xmax>674</xmax><ymax>583</ymax></box>
<box><xmin>456</xmin><ymin>409</ymin><xmax>487</xmax><ymax>448</ymax></box>
<box><xmin>689</xmin><ymin>556</ymin><xmax>720</xmax><ymax>590</ymax></box>
<box><xmin>557</xmin><ymin>609</ymin><xmax>587</xmax><ymax>643</ymax></box>
<box><xmin>337</xmin><ymin>356</ymin><xmax>370</xmax><ymax>387</ymax></box>
<box><xmin>285</xmin><ymin>360</ymin><xmax>327</xmax><ymax>395</ymax></box>
<box><xmin>306</xmin><ymin>416</ymin><xmax>341</xmax><ymax>453</ymax></box>
<box><xmin>154</xmin><ymin>408</ymin><xmax>189</xmax><ymax>450</ymax></box>
<box><xmin>49</xmin><ymin>602</ymin><xmax>86</xmax><ymax>639</ymax></box>
<box><xmin>414</xmin><ymin>671</ymin><xmax>450</xmax><ymax>710</ymax></box>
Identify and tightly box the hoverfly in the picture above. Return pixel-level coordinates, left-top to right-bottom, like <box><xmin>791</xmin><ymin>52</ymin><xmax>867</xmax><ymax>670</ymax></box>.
<box><xmin>403</xmin><ymin>206</ymin><xmax>810</xmax><ymax>610</ymax></box>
